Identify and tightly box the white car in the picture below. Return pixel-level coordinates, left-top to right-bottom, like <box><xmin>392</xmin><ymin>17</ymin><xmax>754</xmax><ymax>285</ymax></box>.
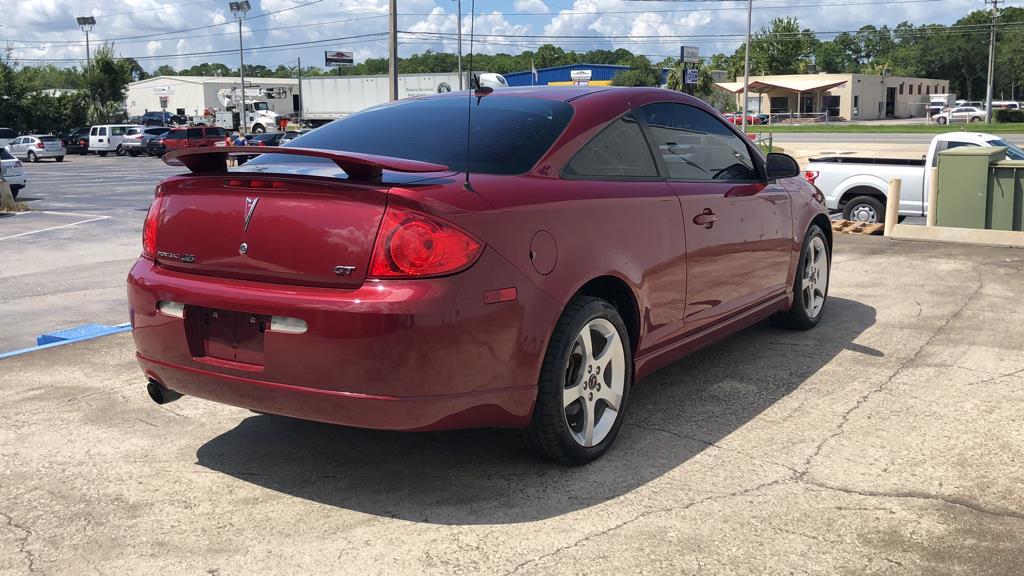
<box><xmin>6</xmin><ymin>134</ymin><xmax>65</xmax><ymax>162</ymax></box>
<box><xmin>934</xmin><ymin>107</ymin><xmax>986</xmax><ymax>124</ymax></box>
<box><xmin>1</xmin><ymin>148</ymin><xmax>26</xmax><ymax>198</ymax></box>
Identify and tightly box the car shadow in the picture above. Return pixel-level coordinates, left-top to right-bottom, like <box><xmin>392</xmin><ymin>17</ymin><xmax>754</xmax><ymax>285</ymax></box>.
<box><xmin>196</xmin><ymin>297</ymin><xmax>877</xmax><ymax>524</ymax></box>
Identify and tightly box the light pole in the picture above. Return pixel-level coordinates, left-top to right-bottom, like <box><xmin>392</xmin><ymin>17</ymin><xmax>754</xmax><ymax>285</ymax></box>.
<box><xmin>229</xmin><ymin>1</ymin><xmax>251</xmax><ymax>133</ymax></box>
<box><xmin>984</xmin><ymin>0</ymin><xmax>999</xmax><ymax>124</ymax></box>
<box><xmin>76</xmin><ymin>16</ymin><xmax>96</xmax><ymax>68</ymax></box>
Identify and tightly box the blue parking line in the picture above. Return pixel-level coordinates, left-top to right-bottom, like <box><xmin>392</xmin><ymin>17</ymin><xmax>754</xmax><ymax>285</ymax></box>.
<box><xmin>0</xmin><ymin>323</ymin><xmax>132</xmax><ymax>360</ymax></box>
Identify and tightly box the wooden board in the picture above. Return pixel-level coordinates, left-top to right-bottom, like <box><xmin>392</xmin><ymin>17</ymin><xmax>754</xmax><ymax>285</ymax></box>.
<box><xmin>831</xmin><ymin>219</ymin><xmax>884</xmax><ymax>236</ymax></box>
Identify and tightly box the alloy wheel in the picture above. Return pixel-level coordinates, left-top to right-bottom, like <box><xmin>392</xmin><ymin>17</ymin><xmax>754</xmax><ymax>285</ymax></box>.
<box><xmin>801</xmin><ymin>235</ymin><xmax>828</xmax><ymax>320</ymax></box>
<box><xmin>562</xmin><ymin>318</ymin><xmax>625</xmax><ymax>448</ymax></box>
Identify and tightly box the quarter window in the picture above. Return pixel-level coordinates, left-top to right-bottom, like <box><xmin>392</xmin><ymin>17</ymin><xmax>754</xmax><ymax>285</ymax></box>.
<box><xmin>640</xmin><ymin>102</ymin><xmax>759</xmax><ymax>181</ymax></box>
<box><xmin>562</xmin><ymin>113</ymin><xmax>658</xmax><ymax>179</ymax></box>
<box><xmin>187</xmin><ymin>128</ymin><xmax>203</xmax><ymax>139</ymax></box>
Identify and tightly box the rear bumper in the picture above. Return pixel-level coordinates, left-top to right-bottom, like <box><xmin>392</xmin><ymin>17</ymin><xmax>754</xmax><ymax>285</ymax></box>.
<box><xmin>128</xmin><ymin>249</ymin><xmax>561</xmax><ymax>431</ymax></box>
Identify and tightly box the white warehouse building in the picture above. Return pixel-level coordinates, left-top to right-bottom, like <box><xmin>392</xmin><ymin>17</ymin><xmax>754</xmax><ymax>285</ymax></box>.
<box><xmin>125</xmin><ymin>75</ymin><xmax>299</xmax><ymax>119</ymax></box>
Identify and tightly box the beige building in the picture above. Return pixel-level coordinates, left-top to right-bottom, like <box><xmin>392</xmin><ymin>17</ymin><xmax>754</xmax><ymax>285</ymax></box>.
<box><xmin>125</xmin><ymin>76</ymin><xmax>299</xmax><ymax>118</ymax></box>
<box><xmin>715</xmin><ymin>74</ymin><xmax>950</xmax><ymax>121</ymax></box>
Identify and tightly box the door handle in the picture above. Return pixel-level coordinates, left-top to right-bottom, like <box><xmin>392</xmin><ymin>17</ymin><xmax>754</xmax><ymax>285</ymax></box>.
<box><xmin>692</xmin><ymin>208</ymin><xmax>717</xmax><ymax>229</ymax></box>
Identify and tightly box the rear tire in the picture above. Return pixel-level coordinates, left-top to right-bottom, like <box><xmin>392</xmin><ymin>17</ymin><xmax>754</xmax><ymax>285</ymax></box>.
<box><xmin>128</xmin><ymin>150</ymin><xmax>138</xmax><ymax>157</ymax></box>
<box><xmin>55</xmin><ymin>156</ymin><xmax>64</xmax><ymax>162</ymax></box>
<box><xmin>27</xmin><ymin>151</ymin><xmax>37</xmax><ymax>163</ymax></box>
<box><xmin>970</xmin><ymin>116</ymin><xmax>982</xmax><ymax>123</ymax></box>
<box><xmin>773</xmin><ymin>224</ymin><xmax>830</xmax><ymax>330</ymax></box>
<box><xmin>519</xmin><ymin>296</ymin><xmax>632</xmax><ymax>465</ymax></box>
<box><xmin>937</xmin><ymin>117</ymin><xmax>947</xmax><ymax>125</ymax></box>
<box><xmin>116</xmin><ymin>145</ymin><xmax>126</xmax><ymax>156</ymax></box>
<box><xmin>842</xmin><ymin>195</ymin><xmax>886</xmax><ymax>224</ymax></box>
<box><xmin>10</xmin><ymin>187</ymin><xmax>20</xmax><ymax>199</ymax></box>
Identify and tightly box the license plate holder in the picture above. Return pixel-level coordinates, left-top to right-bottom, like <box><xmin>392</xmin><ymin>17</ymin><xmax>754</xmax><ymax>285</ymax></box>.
<box><xmin>187</xmin><ymin>307</ymin><xmax>269</xmax><ymax>366</ymax></box>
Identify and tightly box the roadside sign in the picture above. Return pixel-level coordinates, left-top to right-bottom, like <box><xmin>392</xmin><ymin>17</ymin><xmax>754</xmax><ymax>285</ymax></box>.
<box><xmin>159</xmin><ymin>96</ymin><xmax>169</xmax><ymax>109</ymax></box>
<box><xmin>685</xmin><ymin>68</ymin><xmax>699</xmax><ymax>85</ymax></box>
<box><xmin>570</xmin><ymin>69</ymin><xmax>593</xmax><ymax>82</ymax></box>
<box><xmin>681</xmin><ymin>46</ymin><xmax>699</xmax><ymax>64</ymax></box>
<box><xmin>325</xmin><ymin>51</ymin><xmax>354</xmax><ymax>68</ymax></box>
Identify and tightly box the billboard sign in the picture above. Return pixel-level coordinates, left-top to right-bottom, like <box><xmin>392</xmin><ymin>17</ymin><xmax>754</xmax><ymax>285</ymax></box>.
<box><xmin>681</xmin><ymin>46</ymin><xmax>699</xmax><ymax>64</ymax></box>
<box><xmin>570</xmin><ymin>69</ymin><xmax>593</xmax><ymax>82</ymax></box>
<box><xmin>325</xmin><ymin>51</ymin><xmax>354</xmax><ymax>68</ymax></box>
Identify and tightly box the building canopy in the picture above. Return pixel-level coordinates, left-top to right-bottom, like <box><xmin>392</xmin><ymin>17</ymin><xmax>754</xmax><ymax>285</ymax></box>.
<box><xmin>714</xmin><ymin>78</ymin><xmax>849</xmax><ymax>94</ymax></box>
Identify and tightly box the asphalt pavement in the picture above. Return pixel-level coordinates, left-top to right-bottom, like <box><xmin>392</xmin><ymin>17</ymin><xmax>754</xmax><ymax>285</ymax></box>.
<box><xmin>0</xmin><ymin>153</ymin><xmax>179</xmax><ymax>352</ymax></box>
<box><xmin>0</xmin><ymin>234</ymin><xmax>1022</xmax><ymax>574</ymax></box>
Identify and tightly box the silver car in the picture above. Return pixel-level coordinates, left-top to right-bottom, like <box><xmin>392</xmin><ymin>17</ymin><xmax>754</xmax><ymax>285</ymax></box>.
<box><xmin>7</xmin><ymin>134</ymin><xmax>66</xmax><ymax>162</ymax></box>
<box><xmin>122</xmin><ymin>127</ymin><xmax>171</xmax><ymax>157</ymax></box>
<box><xmin>1</xmin><ymin>148</ymin><xmax>26</xmax><ymax>198</ymax></box>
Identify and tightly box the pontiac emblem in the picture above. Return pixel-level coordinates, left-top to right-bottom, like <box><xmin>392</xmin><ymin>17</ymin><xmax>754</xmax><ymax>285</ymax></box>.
<box><xmin>243</xmin><ymin>197</ymin><xmax>259</xmax><ymax>231</ymax></box>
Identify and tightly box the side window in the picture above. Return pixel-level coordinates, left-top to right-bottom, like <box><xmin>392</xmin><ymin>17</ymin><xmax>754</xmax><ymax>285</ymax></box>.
<box><xmin>187</xmin><ymin>128</ymin><xmax>203</xmax><ymax>139</ymax></box>
<box><xmin>112</xmin><ymin>126</ymin><xmax>126</xmax><ymax>136</ymax></box>
<box><xmin>640</xmin><ymin>102</ymin><xmax>759</xmax><ymax>181</ymax></box>
<box><xmin>99</xmin><ymin>127</ymin><xmax>108</xmax><ymax>136</ymax></box>
<box><xmin>90</xmin><ymin>127</ymin><xmax>98</xmax><ymax>136</ymax></box>
<box><xmin>562</xmin><ymin>113</ymin><xmax>658</xmax><ymax>179</ymax></box>
<box><xmin>214</xmin><ymin>127</ymin><xmax>227</xmax><ymax>137</ymax></box>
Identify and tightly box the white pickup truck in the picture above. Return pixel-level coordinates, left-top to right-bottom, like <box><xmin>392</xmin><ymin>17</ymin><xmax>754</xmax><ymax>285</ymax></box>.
<box><xmin>805</xmin><ymin>132</ymin><xmax>1024</xmax><ymax>224</ymax></box>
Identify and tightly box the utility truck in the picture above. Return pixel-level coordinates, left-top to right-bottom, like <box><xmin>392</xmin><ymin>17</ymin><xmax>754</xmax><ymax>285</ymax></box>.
<box><xmin>804</xmin><ymin>132</ymin><xmax>1024</xmax><ymax>224</ymax></box>
<box><xmin>209</xmin><ymin>87</ymin><xmax>283</xmax><ymax>134</ymax></box>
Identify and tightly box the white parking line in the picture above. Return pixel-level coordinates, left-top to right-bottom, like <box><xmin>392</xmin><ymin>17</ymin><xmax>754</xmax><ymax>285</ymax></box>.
<box><xmin>0</xmin><ymin>215</ymin><xmax>110</xmax><ymax>241</ymax></box>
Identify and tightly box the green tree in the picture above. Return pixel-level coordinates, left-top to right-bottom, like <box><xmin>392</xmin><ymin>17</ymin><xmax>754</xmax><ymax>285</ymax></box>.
<box><xmin>154</xmin><ymin>64</ymin><xmax>178</xmax><ymax>76</ymax></box>
<box><xmin>747</xmin><ymin>17</ymin><xmax>816</xmax><ymax>75</ymax></box>
<box><xmin>611</xmin><ymin>57</ymin><xmax>659</xmax><ymax>87</ymax></box>
<box><xmin>83</xmin><ymin>44</ymin><xmax>133</xmax><ymax>124</ymax></box>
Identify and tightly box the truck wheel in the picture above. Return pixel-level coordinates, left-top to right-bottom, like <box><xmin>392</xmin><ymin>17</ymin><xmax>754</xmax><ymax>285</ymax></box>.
<box><xmin>842</xmin><ymin>195</ymin><xmax>886</xmax><ymax>224</ymax></box>
<box><xmin>252</xmin><ymin>124</ymin><xmax>265</xmax><ymax>134</ymax></box>
<box><xmin>772</xmin><ymin>224</ymin><xmax>830</xmax><ymax>330</ymax></box>
<box><xmin>937</xmin><ymin>117</ymin><xmax>947</xmax><ymax>125</ymax></box>
<box><xmin>519</xmin><ymin>296</ymin><xmax>632</xmax><ymax>465</ymax></box>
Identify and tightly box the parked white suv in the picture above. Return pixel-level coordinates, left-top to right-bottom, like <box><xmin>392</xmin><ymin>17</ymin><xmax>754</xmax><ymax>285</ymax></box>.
<box><xmin>6</xmin><ymin>134</ymin><xmax>66</xmax><ymax>162</ymax></box>
<box><xmin>934</xmin><ymin>107</ymin><xmax>986</xmax><ymax>124</ymax></box>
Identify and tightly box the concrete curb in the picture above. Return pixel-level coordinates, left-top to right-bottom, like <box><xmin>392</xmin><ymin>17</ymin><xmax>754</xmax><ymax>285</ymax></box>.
<box><xmin>890</xmin><ymin>223</ymin><xmax>1024</xmax><ymax>248</ymax></box>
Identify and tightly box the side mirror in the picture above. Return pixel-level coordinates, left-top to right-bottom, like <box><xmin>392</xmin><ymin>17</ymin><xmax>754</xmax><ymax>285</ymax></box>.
<box><xmin>766</xmin><ymin>153</ymin><xmax>800</xmax><ymax>179</ymax></box>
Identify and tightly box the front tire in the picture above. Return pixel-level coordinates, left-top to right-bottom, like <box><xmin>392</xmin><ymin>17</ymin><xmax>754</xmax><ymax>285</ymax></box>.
<box><xmin>520</xmin><ymin>296</ymin><xmax>632</xmax><ymax>465</ymax></box>
<box><xmin>937</xmin><ymin>116</ymin><xmax>947</xmax><ymax>125</ymax></box>
<box><xmin>773</xmin><ymin>224</ymin><xmax>830</xmax><ymax>330</ymax></box>
<box><xmin>252</xmin><ymin>124</ymin><xmax>265</xmax><ymax>134</ymax></box>
<box><xmin>842</xmin><ymin>195</ymin><xmax>886</xmax><ymax>224</ymax></box>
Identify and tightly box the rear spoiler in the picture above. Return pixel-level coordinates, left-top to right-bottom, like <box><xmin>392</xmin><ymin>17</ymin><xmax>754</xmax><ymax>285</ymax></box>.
<box><xmin>163</xmin><ymin>146</ymin><xmax>449</xmax><ymax>180</ymax></box>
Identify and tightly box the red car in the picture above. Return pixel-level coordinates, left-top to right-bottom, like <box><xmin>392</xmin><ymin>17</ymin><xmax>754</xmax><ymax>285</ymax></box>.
<box><xmin>129</xmin><ymin>87</ymin><xmax>830</xmax><ymax>464</ymax></box>
<box><xmin>162</xmin><ymin>126</ymin><xmax>228</xmax><ymax>151</ymax></box>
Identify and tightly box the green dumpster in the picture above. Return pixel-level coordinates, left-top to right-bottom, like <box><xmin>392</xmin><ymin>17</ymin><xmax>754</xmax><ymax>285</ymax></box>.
<box><xmin>935</xmin><ymin>147</ymin><xmax>1007</xmax><ymax>230</ymax></box>
<box><xmin>989</xmin><ymin>160</ymin><xmax>1024</xmax><ymax>232</ymax></box>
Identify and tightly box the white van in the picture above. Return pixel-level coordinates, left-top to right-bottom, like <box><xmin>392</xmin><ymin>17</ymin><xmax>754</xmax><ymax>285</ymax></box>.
<box><xmin>0</xmin><ymin>127</ymin><xmax>17</xmax><ymax>149</ymax></box>
<box><xmin>89</xmin><ymin>124</ymin><xmax>141</xmax><ymax>156</ymax></box>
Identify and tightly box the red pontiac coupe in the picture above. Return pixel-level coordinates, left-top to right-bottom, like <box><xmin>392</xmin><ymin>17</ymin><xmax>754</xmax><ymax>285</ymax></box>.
<box><xmin>128</xmin><ymin>87</ymin><xmax>831</xmax><ymax>464</ymax></box>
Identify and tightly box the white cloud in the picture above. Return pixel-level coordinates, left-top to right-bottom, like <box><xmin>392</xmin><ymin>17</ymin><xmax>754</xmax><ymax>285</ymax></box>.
<box><xmin>513</xmin><ymin>0</ymin><xmax>550</xmax><ymax>14</ymax></box>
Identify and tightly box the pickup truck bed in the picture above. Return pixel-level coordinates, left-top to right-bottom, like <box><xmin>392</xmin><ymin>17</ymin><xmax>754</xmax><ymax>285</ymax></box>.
<box><xmin>809</xmin><ymin>156</ymin><xmax>925</xmax><ymax>167</ymax></box>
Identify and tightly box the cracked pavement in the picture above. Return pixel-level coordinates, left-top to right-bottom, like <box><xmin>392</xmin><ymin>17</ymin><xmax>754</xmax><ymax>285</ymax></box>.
<box><xmin>1</xmin><ymin>234</ymin><xmax>1023</xmax><ymax>575</ymax></box>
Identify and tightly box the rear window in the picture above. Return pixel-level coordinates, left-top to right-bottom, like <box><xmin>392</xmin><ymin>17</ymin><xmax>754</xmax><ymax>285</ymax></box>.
<box><xmin>166</xmin><ymin>130</ymin><xmax>186</xmax><ymax>140</ymax></box>
<box><xmin>39</xmin><ymin>136</ymin><xmax>60</xmax><ymax>142</ymax></box>
<box><xmin>145</xmin><ymin>128</ymin><xmax>169</xmax><ymax>135</ymax></box>
<box><xmin>0</xmin><ymin>128</ymin><xmax>16</xmax><ymax>139</ymax></box>
<box><xmin>250</xmin><ymin>96</ymin><xmax>574</xmax><ymax>174</ymax></box>
<box><xmin>1</xmin><ymin>149</ymin><xmax>13</xmax><ymax>160</ymax></box>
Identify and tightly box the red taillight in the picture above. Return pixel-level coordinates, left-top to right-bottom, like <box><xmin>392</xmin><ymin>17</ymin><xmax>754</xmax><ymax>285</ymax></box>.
<box><xmin>225</xmin><ymin>179</ymin><xmax>286</xmax><ymax>189</ymax></box>
<box><xmin>804</xmin><ymin>171</ymin><xmax>819</xmax><ymax>185</ymax></box>
<box><xmin>36</xmin><ymin>142</ymin><xmax>44</xmax><ymax>149</ymax></box>
<box><xmin>369</xmin><ymin>206</ymin><xmax>483</xmax><ymax>278</ymax></box>
<box><xmin>142</xmin><ymin>197</ymin><xmax>164</xmax><ymax>258</ymax></box>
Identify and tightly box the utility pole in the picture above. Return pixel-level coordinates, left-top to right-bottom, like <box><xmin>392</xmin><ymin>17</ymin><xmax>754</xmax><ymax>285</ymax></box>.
<box><xmin>76</xmin><ymin>16</ymin><xmax>96</xmax><ymax>68</ymax></box>
<box><xmin>985</xmin><ymin>0</ymin><xmax>999</xmax><ymax>123</ymax></box>
<box><xmin>388</xmin><ymin>0</ymin><xmax>399</xmax><ymax>101</ymax></box>
<box><xmin>456</xmin><ymin>0</ymin><xmax>463</xmax><ymax>90</ymax></box>
<box><xmin>296</xmin><ymin>57</ymin><xmax>303</xmax><ymax>126</ymax></box>
<box><xmin>229</xmin><ymin>2</ymin><xmax>251</xmax><ymax>133</ymax></box>
<box><xmin>741</xmin><ymin>0</ymin><xmax>752</xmax><ymax>132</ymax></box>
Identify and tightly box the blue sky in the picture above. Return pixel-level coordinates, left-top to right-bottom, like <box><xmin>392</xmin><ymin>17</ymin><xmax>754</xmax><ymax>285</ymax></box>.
<box><xmin>1</xmin><ymin>0</ymin><xmax>997</xmax><ymax>72</ymax></box>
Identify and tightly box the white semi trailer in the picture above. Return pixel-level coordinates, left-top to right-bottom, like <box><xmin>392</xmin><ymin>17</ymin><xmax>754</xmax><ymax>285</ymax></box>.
<box><xmin>300</xmin><ymin>72</ymin><xmax>508</xmax><ymax>124</ymax></box>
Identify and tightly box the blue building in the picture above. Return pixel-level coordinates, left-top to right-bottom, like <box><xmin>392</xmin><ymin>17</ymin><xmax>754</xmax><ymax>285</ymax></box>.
<box><xmin>503</xmin><ymin>64</ymin><xmax>669</xmax><ymax>87</ymax></box>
